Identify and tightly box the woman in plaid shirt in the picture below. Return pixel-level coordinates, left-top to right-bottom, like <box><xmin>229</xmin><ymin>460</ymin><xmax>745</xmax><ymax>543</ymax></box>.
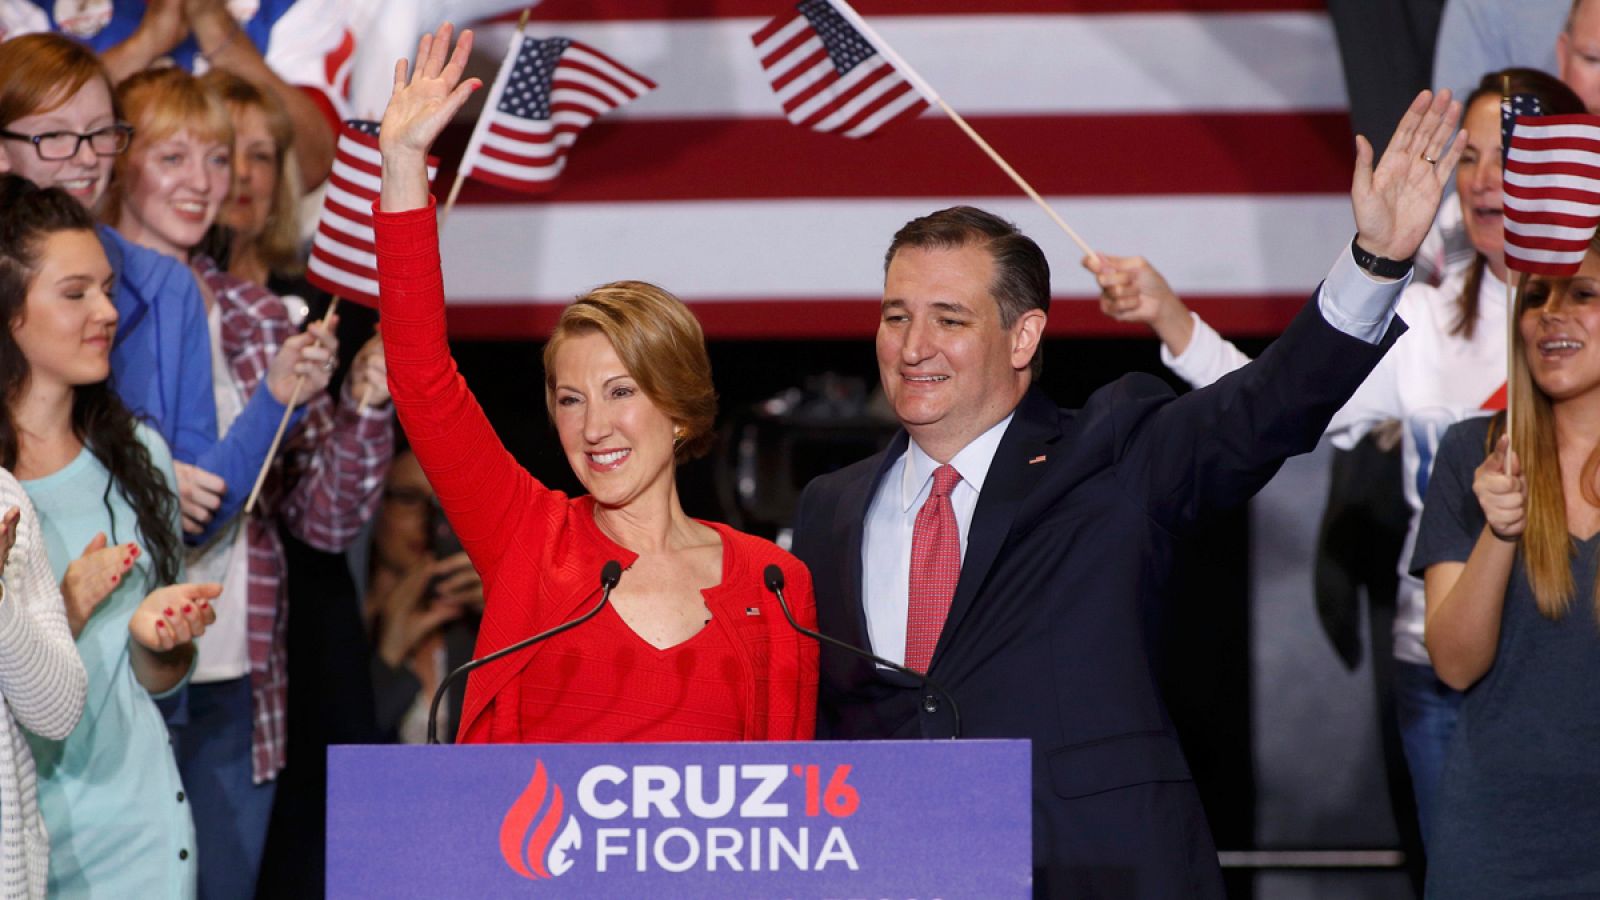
<box><xmin>107</xmin><ymin>67</ymin><xmax>393</xmax><ymax>898</ymax></box>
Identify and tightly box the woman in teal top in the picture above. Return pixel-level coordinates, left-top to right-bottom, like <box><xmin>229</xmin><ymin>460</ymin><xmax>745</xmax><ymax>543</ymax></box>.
<box><xmin>0</xmin><ymin>176</ymin><xmax>220</xmax><ymax>896</ymax></box>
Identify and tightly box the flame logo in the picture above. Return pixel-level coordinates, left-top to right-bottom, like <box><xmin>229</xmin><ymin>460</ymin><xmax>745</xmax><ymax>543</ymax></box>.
<box><xmin>499</xmin><ymin>760</ymin><xmax>581</xmax><ymax>880</ymax></box>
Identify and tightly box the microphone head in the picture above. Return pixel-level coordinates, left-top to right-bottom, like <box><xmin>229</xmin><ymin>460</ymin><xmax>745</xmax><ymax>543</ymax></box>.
<box><xmin>763</xmin><ymin>563</ymin><xmax>785</xmax><ymax>593</ymax></box>
<box><xmin>601</xmin><ymin>560</ymin><xmax>623</xmax><ymax>589</ymax></box>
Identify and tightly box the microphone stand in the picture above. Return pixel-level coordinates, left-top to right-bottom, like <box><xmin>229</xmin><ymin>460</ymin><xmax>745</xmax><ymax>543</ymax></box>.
<box><xmin>426</xmin><ymin>560</ymin><xmax>623</xmax><ymax>744</ymax></box>
<box><xmin>763</xmin><ymin>564</ymin><xmax>962</xmax><ymax>738</ymax></box>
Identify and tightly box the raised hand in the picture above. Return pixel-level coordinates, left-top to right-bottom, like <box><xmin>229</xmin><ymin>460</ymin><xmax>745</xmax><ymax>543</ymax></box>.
<box><xmin>379</xmin><ymin>23</ymin><xmax>480</xmax><ymax>212</ymax></box>
<box><xmin>130</xmin><ymin>582</ymin><xmax>222</xmax><ymax>652</ymax></box>
<box><xmin>174</xmin><ymin>462</ymin><xmax>225</xmax><ymax>535</ymax></box>
<box><xmin>1352</xmin><ymin>89</ymin><xmax>1464</xmax><ymax>264</ymax></box>
<box><xmin>62</xmin><ymin>534</ymin><xmax>140</xmax><ymax>636</ymax></box>
<box><xmin>266</xmin><ymin>316</ymin><xmax>340</xmax><ymax>405</ymax></box>
<box><xmin>1474</xmin><ymin>434</ymin><xmax>1526</xmax><ymax>541</ymax></box>
<box><xmin>135</xmin><ymin>0</ymin><xmax>189</xmax><ymax>58</ymax></box>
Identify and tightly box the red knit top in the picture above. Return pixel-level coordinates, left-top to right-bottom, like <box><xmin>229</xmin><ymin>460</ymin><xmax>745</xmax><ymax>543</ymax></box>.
<box><xmin>373</xmin><ymin>199</ymin><xmax>819</xmax><ymax>744</ymax></box>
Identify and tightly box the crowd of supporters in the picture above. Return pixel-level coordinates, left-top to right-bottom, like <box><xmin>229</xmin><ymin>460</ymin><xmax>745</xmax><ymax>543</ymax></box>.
<box><xmin>0</xmin><ymin>3</ymin><xmax>1596</xmax><ymax>899</ymax></box>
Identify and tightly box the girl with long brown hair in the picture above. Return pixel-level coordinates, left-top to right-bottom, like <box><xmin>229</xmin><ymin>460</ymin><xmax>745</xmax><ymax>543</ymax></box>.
<box><xmin>1415</xmin><ymin>233</ymin><xmax>1600</xmax><ymax>895</ymax></box>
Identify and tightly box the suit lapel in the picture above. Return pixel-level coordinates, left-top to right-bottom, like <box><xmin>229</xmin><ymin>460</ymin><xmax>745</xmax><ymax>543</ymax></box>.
<box><xmin>931</xmin><ymin>389</ymin><xmax>1060</xmax><ymax>668</ymax></box>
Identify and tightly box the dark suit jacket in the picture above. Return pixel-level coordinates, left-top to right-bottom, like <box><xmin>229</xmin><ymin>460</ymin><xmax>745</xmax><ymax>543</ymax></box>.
<box><xmin>791</xmin><ymin>294</ymin><xmax>1404</xmax><ymax>899</ymax></box>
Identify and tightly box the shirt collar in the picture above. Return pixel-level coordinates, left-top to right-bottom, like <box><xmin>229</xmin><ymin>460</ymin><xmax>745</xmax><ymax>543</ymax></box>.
<box><xmin>898</xmin><ymin>412</ymin><xmax>1015</xmax><ymax>513</ymax></box>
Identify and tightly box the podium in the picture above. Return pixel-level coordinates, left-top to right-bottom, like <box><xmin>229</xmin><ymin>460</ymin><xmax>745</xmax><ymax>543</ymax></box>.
<box><xmin>328</xmin><ymin>739</ymin><xmax>1031</xmax><ymax>898</ymax></box>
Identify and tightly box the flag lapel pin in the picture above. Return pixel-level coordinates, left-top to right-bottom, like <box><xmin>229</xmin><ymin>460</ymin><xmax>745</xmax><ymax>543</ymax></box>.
<box><xmin>746</xmin><ymin>607</ymin><xmax>762</xmax><ymax>616</ymax></box>
<box><xmin>1028</xmin><ymin>454</ymin><xmax>1047</xmax><ymax>465</ymax></box>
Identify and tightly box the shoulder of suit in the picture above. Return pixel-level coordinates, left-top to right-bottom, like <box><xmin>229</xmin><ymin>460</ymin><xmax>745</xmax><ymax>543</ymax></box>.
<box><xmin>798</xmin><ymin>445</ymin><xmax>892</xmax><ymax>497</ymax></box>
<box><xmin>1081</xmin><ymin>371</ymin><xmax>1176</xmax><ymax>415</ymax></box>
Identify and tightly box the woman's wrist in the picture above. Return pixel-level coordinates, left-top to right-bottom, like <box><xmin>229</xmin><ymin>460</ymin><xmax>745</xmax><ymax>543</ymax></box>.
<box><xmin>378</xmin><ymin>155</ymin><xmax>432</xmax><ymax>213</ymax></box>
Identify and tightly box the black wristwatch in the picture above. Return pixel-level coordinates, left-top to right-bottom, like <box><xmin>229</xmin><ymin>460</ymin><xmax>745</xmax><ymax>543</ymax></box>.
<box><xmin>1350</xmin><ymin>236</ymin><xmax>1413</xmax><ymax>279</ymax></box>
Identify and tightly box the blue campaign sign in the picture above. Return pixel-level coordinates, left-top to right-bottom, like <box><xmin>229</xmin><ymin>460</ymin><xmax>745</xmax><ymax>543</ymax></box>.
<box><xmin>328</xmin><ymin>740</ymin><xmax>1031</xmax><ymax>898</ymax></box>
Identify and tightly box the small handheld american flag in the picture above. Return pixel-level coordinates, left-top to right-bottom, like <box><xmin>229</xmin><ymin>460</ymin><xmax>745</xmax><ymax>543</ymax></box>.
<box><xmin>752</xmin><ymin>0</ymin><xmax>930</xmax><ymax>139</ymax></box>
<box><xmin>307</xmin><ymin>121</ymin><xmax>439</xmax><ymax>306</ymax></box>
<box><xmin>1502</xmin><ymin>113</ymin><xmax>1600</xmax><ymax>276</ymax></box>
<box><xmin>457</xmin><ymin>35</ymin><xmax>655</xmax><ymax>195</ymax></box>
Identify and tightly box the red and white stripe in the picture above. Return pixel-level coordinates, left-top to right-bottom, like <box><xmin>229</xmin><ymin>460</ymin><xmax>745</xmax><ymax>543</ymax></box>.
<box><xmin>429</xmin><ymin>0</ymin><xmax>1349</xmax><ymax>338</ymax></box>
<box><xmin>1503</xmin><ymin>115</ymin><xmax>1600</xmax><ymax>276</ymax></box>
<box><xmin>307</xmin><ymin>125</ymin><xmax>438</xmax><ymax>305</ymax></box>
<box><xmin>459</xmin><ymin>36</ymin><xmax>655</xmax><ymax>194</ymax></box>
<box><xmin>751</xmin><ymin>1</ymin><xmax>929</xmax><ymax>139</ymax></box>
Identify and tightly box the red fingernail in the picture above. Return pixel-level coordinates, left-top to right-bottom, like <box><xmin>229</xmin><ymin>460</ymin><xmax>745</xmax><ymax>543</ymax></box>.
<box><xmin>131</xmin><ymin>546</ymin><xmax>139</xmax><ymax>557</ymax></box>
<box><xmin>183</xmin><ymin>605</ymin><xmax>193</xmax><ymax>614</ymax></box>
<box><xmin>110</xmin><ymin>573</ymin><xmax>119</xmax><ymax>583</ymax></box>
<box><xmin>164</xmin><ymin>608</ymin><xmax>174</xmax><ymax>617</ymax></box>
<box><xmin>199</xmin><ymin>600</ymin><xmax>209</xmax><ymax>607</ymax></box>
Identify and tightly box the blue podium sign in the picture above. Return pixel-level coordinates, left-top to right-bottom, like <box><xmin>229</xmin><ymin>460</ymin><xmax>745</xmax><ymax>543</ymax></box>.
<box><xmin>328</xmin><ymin>740</ymin><xmax>1030</xmax><ymax>898</ymax></box>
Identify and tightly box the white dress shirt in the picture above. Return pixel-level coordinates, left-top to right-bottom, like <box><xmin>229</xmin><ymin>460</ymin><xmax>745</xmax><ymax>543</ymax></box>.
<box><xmin>858</xmin><ymin>244</ymin><xmax>1407</xmax><ymax>663</ymax></box>
<box><xmin>861</xmin><ymin>413</ymin><xmax>1012</xmax><ymax>664</ymax></box>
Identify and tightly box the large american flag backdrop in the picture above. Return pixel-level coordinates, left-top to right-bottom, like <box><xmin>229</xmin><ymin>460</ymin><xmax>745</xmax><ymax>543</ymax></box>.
<box><xmin>428</xmin><ymin>0</ymin><xmax>1350</xmax><ymax>340</ymax></box>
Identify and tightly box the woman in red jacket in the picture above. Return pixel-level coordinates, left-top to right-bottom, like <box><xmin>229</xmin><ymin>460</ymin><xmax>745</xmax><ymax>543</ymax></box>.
<box><xmin>373</xmin><ymin>25</ymin><xmax>817</xmax><ymax>744</ymax></box>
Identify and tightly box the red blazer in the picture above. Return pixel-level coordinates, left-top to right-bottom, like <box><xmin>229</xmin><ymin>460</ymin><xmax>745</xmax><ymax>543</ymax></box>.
<box><xmin>374</xmin><ymin>200</ymin><xmax>817</xmax><ymax>743</ymax></box>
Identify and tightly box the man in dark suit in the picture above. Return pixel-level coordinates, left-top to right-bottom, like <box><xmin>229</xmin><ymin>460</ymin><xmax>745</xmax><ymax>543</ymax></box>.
<box><xmin>789</xmin><ymin>90</ymin><xmax>1462</xmax><ymax>898</ymax></box>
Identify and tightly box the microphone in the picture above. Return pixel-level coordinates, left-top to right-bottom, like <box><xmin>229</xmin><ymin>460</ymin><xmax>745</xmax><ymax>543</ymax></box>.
<box><xmin>762</xmin><ymin>564</ymin><xmax>962</xmax><ymax>738</ymax></box>
<box><xmin>426</xmin><ymin>560</ymin><xmax>624</xmax><ymax>744</ymax></box>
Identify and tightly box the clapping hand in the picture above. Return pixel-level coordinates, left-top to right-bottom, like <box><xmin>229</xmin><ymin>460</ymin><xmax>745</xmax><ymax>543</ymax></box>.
<box><xmin>130</xmin><ymin>582</ymin><xmax>222</xmax><ymax>652</ymax></box>
<box><xmin>62</xmin><ymin>534</ymin><xmax>140</xmax><ymax>636</ymax></box>
<box><xmin>0</xmin><ymin>507</ymin><xmax>18</xmax><ymax>576</ymax></box>
<box><xmin>1352</xmin><ymin>89</ymin><xmax>1464</xmax><ymax>265</ymax></box>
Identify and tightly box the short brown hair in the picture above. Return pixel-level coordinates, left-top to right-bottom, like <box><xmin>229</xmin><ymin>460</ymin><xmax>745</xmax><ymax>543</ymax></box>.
<box><xmin>199</xmin><ymin>70</ymin><xmax>303</xmax><ymax>275</ymax></box>
<box><xmin>542</xmin><ymin>281</ymin><xmax>717</xmax><ymax>462</ymax></box>
<box><xmin>0</xmin><ymin>33</ymin><xmax>119</xmax><ymax>132</ymax></box>
<box><xmin>105</xmin><ymin>68</ymin><xmax>233</xmax><ymax>227</ymax></box>
<box><xmin>885</xmin><ymin>206</ymin><xmax>1050</xmax><ymax>378</ymax></box>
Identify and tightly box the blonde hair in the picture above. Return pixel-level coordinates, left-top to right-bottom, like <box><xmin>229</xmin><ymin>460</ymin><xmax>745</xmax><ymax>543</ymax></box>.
<box><xmin>104</xmin><ymin>68</ymin><xmax>233</xmax><ymax>226</ymax></box>
<box><xmin>542</xmin><ymin>281</ymin><xmax>717</xmax><ymax>462</ymax></box>
<box><xmin>198</xmin><ymin>70</ymin><xmax>303</xmax><ymax>275</ymax></box>
<box><xmin>1506</xmin><ymin>237</ymin><xmax>1600</xmax><ymax>619</ymax></box>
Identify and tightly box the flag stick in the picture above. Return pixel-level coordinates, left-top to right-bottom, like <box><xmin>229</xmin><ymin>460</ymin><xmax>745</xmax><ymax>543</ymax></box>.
<box><xmin>1501</xmin><ymin>74</ymin><xmax>1516</xmax><ymax>475</ymax></box>
<box><xmin>824</xmin><ymin>0</ymin><xmax>1098</xmax><ymax>261</ymax></box>
<box><xmin>440</xmin><ymin>6</ymin><xmax>534</xmax><ymax>227</ymax></box>
<box><xmin>244</xmin><ymin>295</ymin><xmax>342</xmax><ymax>514</ymax></box>
<box><xmin>438</xmin><ymin>171</ymin><xmax>467</xmax><ymax>227</ymax></box>
<box><xmin>1505</xmin><ymin>274</ymin><xmax>1516</xmax><ymax>474</ymax></box>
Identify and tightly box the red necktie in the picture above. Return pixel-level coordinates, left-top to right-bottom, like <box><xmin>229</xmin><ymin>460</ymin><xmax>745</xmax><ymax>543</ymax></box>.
<box><xmin>906</xmin><ymin>464</ymin><xmax>963</xmax><ymax>673</ymax></box>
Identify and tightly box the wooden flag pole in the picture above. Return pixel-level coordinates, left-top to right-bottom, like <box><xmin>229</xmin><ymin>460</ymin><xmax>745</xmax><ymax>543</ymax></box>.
<box><xmin>1505</xmin><ymin>274</ymin><xmax>1516</xmax><ymax>474</ymax></box>
<box><xmin>244</xmin><ymin>295</ymin><xmax>342</xmax><ymax>514</ymax></box>
<box><xmin>1501</xmin><ymin>74</ymin><xmax>1516</xmax><ymax>474</ymax></box>
<box><xmin>824</xmin><ymin>0</ymin><xmax>1099</xmax><ymax>262</ymax></box>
